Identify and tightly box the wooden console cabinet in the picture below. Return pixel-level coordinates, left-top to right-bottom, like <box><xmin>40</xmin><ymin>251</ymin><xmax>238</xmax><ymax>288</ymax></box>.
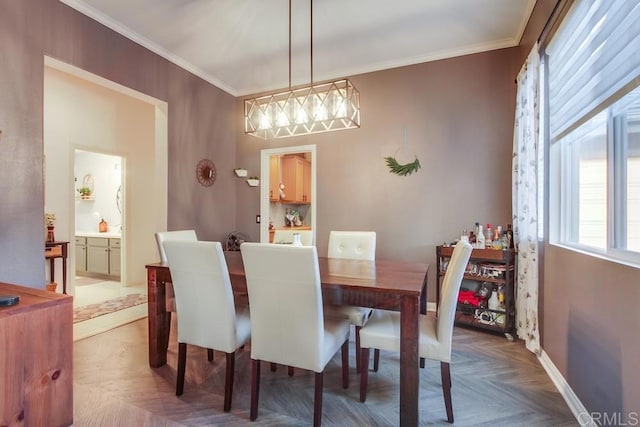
<box><xmin>0</xmin><ymin>282</ymin><xmax>73</xmax><ymax>426</ymax></box>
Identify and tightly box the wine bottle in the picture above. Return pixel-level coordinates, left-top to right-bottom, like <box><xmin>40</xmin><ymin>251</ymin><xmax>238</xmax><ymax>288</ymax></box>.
<box><xmin>506</xmin><ymin>224</ymin><xmax>514</xmax><ymax>249</ymax></box>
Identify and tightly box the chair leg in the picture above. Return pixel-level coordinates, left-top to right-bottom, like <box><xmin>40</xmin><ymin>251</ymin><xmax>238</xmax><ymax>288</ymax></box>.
<box><xmin>288</xmin><ymin>366</ymin><xmax>294</xmax><ymax>376</ymax></box>
<box><xmin>270</xmin><ymin>362</ymin><xmax>277</xmax><ymax>372</ymax></box>
<box><xmin>355</xmin><ymin>325</ymin><xmax>361</xmax><ymax>374</ymax></box>
<box><xmin>441</xmin><ymin>361</ymin><xmax>454</xmax><ymax>423</ymax></box>
<box><xmin>314</xmin><ymin>371</ymin><xmax>323</xmax><ymax>427</ymax></box>
<box><xmin>373</xmin><ymin>349</ymin><xmax>380</xmax><ymax>372</ymax></box>
<box><xmin>165</xmin><ymin>312</ymin><xmax>172</xmax><ymax>351</ymax></box>
<box><xmin>207</xmin><ymin>349</ymin><xmax>214</xmax><ymax>362</ymax></box>
<box><xmin>359</xmin><ymin>347</ymin><xmax>370</xmax><ymax>402</ymax></box>
<box><xmin>250</xmin><ymin>359</ymin><xmax>261</xmax><ymax>421</ymax></box>
<box><xmin>223</xmin><ymin>352</ymin><xmax>235</xmax><ymax>412</ymax></box>
<box><xmin>341</xmin><ymin>339</ymin><xmax>349</xmax><ymax>389</ymax></box>
<box><xmin>176</xmin><ymin>342</ymin><xmax>187</xmax><ymax>396</ymax></box>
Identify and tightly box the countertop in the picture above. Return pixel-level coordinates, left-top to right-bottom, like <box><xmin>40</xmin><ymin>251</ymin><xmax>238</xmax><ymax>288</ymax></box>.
<box><xmin>75</xmin><ymin>231</ymin><xmax>121</xmax><ymax>239</ymax></box>
<box><xmin>270</xmin><ymin>226</ymin><xmax>311</xmax><ymax>231</ymax></box>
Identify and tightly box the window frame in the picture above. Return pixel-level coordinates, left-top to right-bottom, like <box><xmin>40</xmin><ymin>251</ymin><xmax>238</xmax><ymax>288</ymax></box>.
<box><xmin>543</xmin><ymin>0</ymin><xmax>640</xmax><ymax>268</ymax></box>
<box><xmin>549</xmin><ymin>91</ymin><xmax>640</xmax><ymax>267</ymax></box>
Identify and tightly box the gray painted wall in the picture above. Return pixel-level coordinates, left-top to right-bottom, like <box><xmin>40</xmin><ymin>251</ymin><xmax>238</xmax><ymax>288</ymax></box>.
<box><xmin>236</xmin><ymin>48</ymin><xmax>519</xmax><ymax>304</ymax></box>
<box><xmin>0</xmin><ymin>0</ymin><xmax>237</xmax><ymax>287</ymax></box>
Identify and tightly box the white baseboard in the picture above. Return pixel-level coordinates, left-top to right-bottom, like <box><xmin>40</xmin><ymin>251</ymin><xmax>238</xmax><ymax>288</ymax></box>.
<box><xmin>538</xmin><ymin>350</ymin><xmax>594</xmax><ymax>426</ymax></box>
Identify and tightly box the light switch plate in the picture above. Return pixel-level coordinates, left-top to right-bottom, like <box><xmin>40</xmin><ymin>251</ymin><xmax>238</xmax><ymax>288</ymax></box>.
<box><xmin>256</xmin><ymin>215</ymin><xmax>261</xmax><ymax>224</ymax></box>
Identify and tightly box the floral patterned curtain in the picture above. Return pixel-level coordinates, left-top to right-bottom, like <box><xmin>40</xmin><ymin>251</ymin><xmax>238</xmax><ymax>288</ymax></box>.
<box><xmin>512</xmin><ymin>44</ymin><xmax>541</xmax><ymax>355</ymax></box>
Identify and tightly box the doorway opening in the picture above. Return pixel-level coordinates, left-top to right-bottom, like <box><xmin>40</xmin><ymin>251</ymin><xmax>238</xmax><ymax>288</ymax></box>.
<box><xmin>73</xmin><ymin>149</ymin><xmax>141</xmax><ymax>309</ymax></box>
<box><xmin>44</xmin><ymin>56</ymin><xmax>168</xmax><ymax>339</ymax></box>
<box><xmin>260</xmin><ymin>145</ymin><xmax>317</xmax><ymax>244</ymax></box>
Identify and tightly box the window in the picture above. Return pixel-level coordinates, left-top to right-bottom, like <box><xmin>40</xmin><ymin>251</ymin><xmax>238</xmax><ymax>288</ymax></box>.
<box><xmin>558</xmin><ymin>111</ymin><xmax>607</xmax><ymax>249</ymax></box>
<box><xmin>620</xmin><ymin>98</ymin><xmax>640</xmax><ymax>252</ymax></box>
<box><xmin>555</xmin><ymin>94</ymin><xmax>640</xmax><ymax>256</ymax></box>
<box><xmin>546</xmin><ymin>0</ymin><xmax>640</xmax><ymax>264</ymax></box>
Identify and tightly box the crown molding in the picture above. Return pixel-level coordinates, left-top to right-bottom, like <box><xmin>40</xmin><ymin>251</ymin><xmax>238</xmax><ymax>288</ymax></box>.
<box><xmin>59</xmin><ymin>0</ymin><xmax>240</xmax><ymax>96</ymax></box>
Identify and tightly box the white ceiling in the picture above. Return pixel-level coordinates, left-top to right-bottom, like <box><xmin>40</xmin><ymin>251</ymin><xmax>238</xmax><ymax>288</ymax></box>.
<box><xmin>60</xmin><ymin>0</ymin><xmax>536</xmax><ymax>97</ymax></box>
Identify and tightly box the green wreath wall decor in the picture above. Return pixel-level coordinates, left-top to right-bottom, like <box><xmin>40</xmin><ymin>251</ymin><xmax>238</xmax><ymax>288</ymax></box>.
<box><xmin>384</xmin><ymin>156</ymin><xmax>421</xmax><ymax>176</ymax></box>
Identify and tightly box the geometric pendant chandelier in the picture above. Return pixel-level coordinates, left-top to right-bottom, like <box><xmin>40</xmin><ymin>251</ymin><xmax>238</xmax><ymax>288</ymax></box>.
<box><xmin>244</xmin><ymin>79</ymin><xmax>360</xmax><ymax>139</ymax></box>
<box><xmin>244</xmin><ymin>0</ymin><xmax>360</xmax><ymax>139</ymax></box>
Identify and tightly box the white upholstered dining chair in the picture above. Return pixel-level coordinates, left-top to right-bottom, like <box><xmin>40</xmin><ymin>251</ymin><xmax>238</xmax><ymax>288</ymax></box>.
<box><xmin>154</xmin><ymin>230</ymin><xmax>201</xmax><ymax>350</ymax></box>
<box><xmin>240</xmin><ymin>242</ymin><xmax>350</xmax><ymax>427</ymax></box>
<box><xmin>358</xmin><ymin>240</ymin><xmax>472</xmax><ymax>423</ymax></box>
<box><xmin>327</xmin><ymin>231</ymin><xmax>376</xmax><ymax>260</ymax></box>
<box><xmin>162</xmin><ymin>240</ymin><xmax>251</xmax><ymax>412</ymax></box>
<box><xmin>324</xmin><ymin>230</ymin><xmax>376</xmax><ymax>373</ymax></box>
<box><xmin>155</xmin><ymin>229</ymin><xmax>198</xmax><ymax>312</ymax></box>
<box><xmin>272</xmin><ymin>229</ymin><xmax>313</xmax><ymax>245</ymax></box>
<box><xmin>155</xmin><ymin>229</ymin><xmax>198</xmax><ymax>264</ymax></box>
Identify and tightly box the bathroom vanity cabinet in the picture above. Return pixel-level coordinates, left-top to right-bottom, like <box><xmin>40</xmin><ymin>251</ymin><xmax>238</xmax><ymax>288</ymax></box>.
<box><xmin>76</xmin><ymin>235</ymin><xmax>120</xmax><ymax>278</ymax></box>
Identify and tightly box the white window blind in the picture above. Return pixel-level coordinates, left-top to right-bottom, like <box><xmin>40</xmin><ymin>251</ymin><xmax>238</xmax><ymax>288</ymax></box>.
<box><xmin>546</xmin><ymin>0</ymin><xmax>640</xmax><ymax>142</ymax></box>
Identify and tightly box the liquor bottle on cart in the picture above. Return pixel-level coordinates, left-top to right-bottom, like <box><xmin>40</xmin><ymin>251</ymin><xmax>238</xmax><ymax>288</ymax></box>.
<box><xmin>475</xmin><ymin>222</ymin><xmax>485</xmax><ymax>249</ymax></box>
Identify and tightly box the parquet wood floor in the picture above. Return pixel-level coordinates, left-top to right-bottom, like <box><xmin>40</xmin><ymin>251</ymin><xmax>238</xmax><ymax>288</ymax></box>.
<box><xmin>73</xmin><ymin>318</ymin><xmax>578</xmax><ymax>426</ymax></box>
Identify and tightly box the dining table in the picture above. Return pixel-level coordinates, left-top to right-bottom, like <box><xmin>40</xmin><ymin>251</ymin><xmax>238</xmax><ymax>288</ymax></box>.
<box><xmin>145</xmin><ymin>251</ymin><xmax>429</xmax><ymax>427</ymax></box>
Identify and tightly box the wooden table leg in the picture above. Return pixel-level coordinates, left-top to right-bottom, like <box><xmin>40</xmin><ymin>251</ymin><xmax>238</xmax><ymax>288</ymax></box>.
<box><xmin>419</xmin><ymin>272</ymin><xmax>427</xmax><ymax>369</ymax></box>
<box><xmin>62</xmin><ymin>264</ymin><xmax>67</xmax><ymax>294</ymax></box>
<box><xmin>49</xmin><ymin>258</ymin><xmax>55</xmax><ymax>284</ymax></box>
<box><xmin>147</xmin><ymin>267</ymin><xmax>170</xmax><ymax>368</ymax></box>
<box><xmin>61</xmin><ymin>245</ymin><xmax>68</xmax><ymax>294</ymax></box>
<box><xmin>399</xmin><ymin>295</ymin><xmax>420</xmax><ymax>427</ymax></box>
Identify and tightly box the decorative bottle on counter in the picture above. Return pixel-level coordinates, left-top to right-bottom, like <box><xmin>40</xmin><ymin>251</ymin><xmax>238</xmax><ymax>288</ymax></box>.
<box><xmin>292</xmin><ymin>232</ymin><xmax>302</xmax><ymax>246</ymax></box>
<box><xmin>99</xmin><ymin>219</ymin><xmax>108</xmax><ymax>233</ymax></box>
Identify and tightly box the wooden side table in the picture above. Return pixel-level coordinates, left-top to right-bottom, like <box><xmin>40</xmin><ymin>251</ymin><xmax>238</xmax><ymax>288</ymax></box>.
<box><xmin>45</xmin><ymin>241</ymin><xmax>69</xmax><ymax>294</ymax></box>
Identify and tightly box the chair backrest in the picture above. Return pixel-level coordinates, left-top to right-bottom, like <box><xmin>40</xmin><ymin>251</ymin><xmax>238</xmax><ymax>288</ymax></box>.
<box><xmin>162</xmin><ymin>240</ymin><xmax>239</xmax><ymax>352</ymax></box>
<box><xmin>327</xmin><ymin>231</ymin><xmax>376</xmax><ymax>260</ymax></box>
<box><xmin>272</xmin><ymin>229</ymin><xmax>313</xmax><ymax>246</ymax></box>
<box><xmin>240</xmin><ymin>242</ymin><xmax>325</xmax><ymax>371</ymax></box>
<box><xmin>436</xmin><ymin>240</ymin><xmax>473</xmax><ymax>356</ymax></box>
<box><xmin>155</xmin><ymin>230</ymin><xmax>197</xmax><ymax>263</ymax></box>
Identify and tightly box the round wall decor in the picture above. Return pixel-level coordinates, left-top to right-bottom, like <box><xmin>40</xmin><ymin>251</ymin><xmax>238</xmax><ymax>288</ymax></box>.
<box><xmin>196</xmin><ymin>159</ymin><xmax>217</xmax><ymax>187</ymax></box>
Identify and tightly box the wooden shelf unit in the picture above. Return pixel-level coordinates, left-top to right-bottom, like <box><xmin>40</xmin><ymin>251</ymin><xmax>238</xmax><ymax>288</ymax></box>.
<box><xmin>436</xmin><ymin>246</ymin><xmax>516</xmax><ymax>339</ymax></box>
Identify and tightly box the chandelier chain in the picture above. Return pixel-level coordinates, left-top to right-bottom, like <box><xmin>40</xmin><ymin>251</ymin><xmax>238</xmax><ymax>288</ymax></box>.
<box><xmin>243</xmin><ymin>0</ymin><xmax>360</xmax><ymax>139</ymax></box>
<box><xmin>288</xmin><ymin>0</ymin><xmax>291</xmax><ymax>89</ymax></box>
<box><xmin>310</xmin><ymin>0</ymin><xmax>313</xmax><ymax>85</ymax></box>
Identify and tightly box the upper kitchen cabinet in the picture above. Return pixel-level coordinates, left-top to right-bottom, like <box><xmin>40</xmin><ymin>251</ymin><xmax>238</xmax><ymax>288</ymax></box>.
<box><xmin>269</xmin><ymin>155</ymin><xmax>280</xmax><ymax>202</ymax></box>
<box><xmin>280</xmin><ymin>155</ymin><xmax>311</xmax><ymax>204</ymax></box>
